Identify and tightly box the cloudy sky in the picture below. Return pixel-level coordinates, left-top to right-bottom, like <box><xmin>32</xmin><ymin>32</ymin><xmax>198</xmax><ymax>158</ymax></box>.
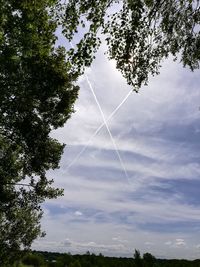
<box><xmin>32</xmin><ymin>42</ymin><xmax>200</xmax><ymax>259</ymax></box>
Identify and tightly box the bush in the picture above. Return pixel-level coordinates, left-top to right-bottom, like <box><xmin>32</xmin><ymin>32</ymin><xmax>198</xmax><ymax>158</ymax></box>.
<box><xmin>21</xmin><ymin>253</ymin><xmax>45</xmax><ymax>267</ymax></box>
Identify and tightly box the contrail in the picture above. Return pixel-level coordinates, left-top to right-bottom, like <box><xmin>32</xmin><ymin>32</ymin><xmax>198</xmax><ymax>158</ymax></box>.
<box><xmin>66</xmin><ymin>90</ymin><xmax>132</xmax><ymax>169</ymax></box>
<box><xmin>69</xmin><ymin>41</ymin><xmax>130</xmax><ymax>182</ymax></box>
<box><xmin>85</xmin><ymin>75</ymin><xmax>130</xmax><ymax>180</ymax></box>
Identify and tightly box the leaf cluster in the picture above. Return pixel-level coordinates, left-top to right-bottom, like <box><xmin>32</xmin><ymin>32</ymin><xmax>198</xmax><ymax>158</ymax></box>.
<box><xmin>63</xmin><ymin>0</ymin><xmax>200</xmax><ymax>90</ymax></box>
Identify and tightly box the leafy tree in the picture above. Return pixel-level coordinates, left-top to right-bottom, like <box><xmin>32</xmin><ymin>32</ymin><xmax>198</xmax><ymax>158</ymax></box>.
<box><xmin>143</xmin><ymin>253</ymin><xmax>156</xmax><ymax>267</ymax></box>
<box><xmin>0</xmin><ymin>0</ymin><xmax>78</xmax><ymax>264</ymax></box>
<box><xmin>63</xmin><ymin>0</ymin><xmax>200</xmax><ymax>91</ymax></box>
<box><xmin>134</xmin><ymin>250</ymin><xmax>143</xmax><ymax>267</ymax></box>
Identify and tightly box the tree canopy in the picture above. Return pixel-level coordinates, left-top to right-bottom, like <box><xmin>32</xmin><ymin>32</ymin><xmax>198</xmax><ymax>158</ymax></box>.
<box><xmin>64</xmin><ymin>0</ymin><xmax>200</xmax><ymax>90</ymax></box>
<box><xmin>0</xmin><ymin>0</ymin><xmax>78</xmax><ymax>264</ymax></box>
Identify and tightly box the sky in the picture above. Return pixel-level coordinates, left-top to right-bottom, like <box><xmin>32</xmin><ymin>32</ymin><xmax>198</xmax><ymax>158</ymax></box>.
<box><xmin>32</xmin><ymin>43</ymin><xmax>200</xmax><ymax>259</ymax></box>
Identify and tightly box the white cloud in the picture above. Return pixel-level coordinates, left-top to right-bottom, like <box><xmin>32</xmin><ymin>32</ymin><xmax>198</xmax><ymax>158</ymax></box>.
<box><xmin>74</xmin><ymin>211</ymin><xmax>83</xmax><ymax>216</ymax></box>
<box><xmin>164</xmin><ymin>239</ymin><xmax>186</xmax><ymax>248</ymax></box>
<box><xmin>35</xmin><ymin>237</ymin><xmax>128</xmax><ymax>254</ymax></box>
<box><xmin>175</xmin><ymin>239</ymin><xmax>186</xmax><ymax>247</ymax></box>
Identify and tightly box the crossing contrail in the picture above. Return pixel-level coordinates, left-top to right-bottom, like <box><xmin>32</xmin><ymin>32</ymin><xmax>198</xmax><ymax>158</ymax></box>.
<box><xmin>66</xmin><ymin>90</ymin><xmax>132</xmax><ymax>169</ymax></box>
<box><xmin>68</xmin><ymin>41</ymin><xmax>130</xmax><ymax>182</ymax></box>
<box><xmin>85</xmin><ymin>75</ymin><xmax>130</xmax><ymax>180</ymax></box>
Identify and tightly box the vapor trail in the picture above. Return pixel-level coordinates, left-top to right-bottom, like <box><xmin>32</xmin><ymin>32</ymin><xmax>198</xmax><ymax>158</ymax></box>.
<box><xmin>66</xmin><ymin>90</ymin><xmax>132</xmax><ymax>169</ymax></box>
<box><xmin>85</xmin><ymin>75</ymin><xmax>130</xmax><ymax>181</ymax></box>
<box><xmin>68</xmin><ymin>41</ymin><xmax>130</xmax><ymax>182</ymax></box>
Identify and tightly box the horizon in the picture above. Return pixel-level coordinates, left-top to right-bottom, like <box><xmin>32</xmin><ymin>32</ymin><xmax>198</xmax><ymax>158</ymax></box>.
<box><xmin>32</xmin><ymin>249</ymin><xmax>200</xmax><ymax>261</ymax></box>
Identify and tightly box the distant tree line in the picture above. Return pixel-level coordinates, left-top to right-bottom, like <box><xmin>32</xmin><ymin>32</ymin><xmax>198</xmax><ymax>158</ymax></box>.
<box><xmin>14</xmin><ymin>250</ymin><xmax>200</xmax><ymax>267</ymax></box>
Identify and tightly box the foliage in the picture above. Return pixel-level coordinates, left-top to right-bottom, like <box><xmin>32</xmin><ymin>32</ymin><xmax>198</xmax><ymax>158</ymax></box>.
<box><xmin>134</xmin><ymin>249</ymin><xmax>143</xmax><ymax>267</ymax></box>
<box><xmin>143</xmin><ymin>252</ymin><xmax>156</xmax><ymax>267</ymax></box>
<box><xmin>56</xmin><ymin>253</ymin><xmax>73</xmax><ymax>267</ymax></box>
<box><xmin>0</xmin><ymin>0</ymin><xmax>78</xmax><ymax>264</ymax></box>
<box><xmin>69</xmin><ymin>259</ymin><xmax>82</xmax><ymax>267</ymax></box>
<box><xmin>63</xmin><ymin>0</ymin><xmax>200</xmax><ymax>91</ymax></box>
<box><xmin>21</xmin><ymin>253</ymin><xmax>46</xmax><ymax>267</ymax></box>
<box><xmin>14</xmin><ymin>250</ymin><xmax>200</xmax><ymax>267</ymax></box>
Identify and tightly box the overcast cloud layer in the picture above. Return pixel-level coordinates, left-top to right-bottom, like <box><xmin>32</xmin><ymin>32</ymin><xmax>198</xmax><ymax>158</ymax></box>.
<box><xmin>32</xmin><ymin>47</ymin><xmax>200</xmax><ymax>259</ymax></box>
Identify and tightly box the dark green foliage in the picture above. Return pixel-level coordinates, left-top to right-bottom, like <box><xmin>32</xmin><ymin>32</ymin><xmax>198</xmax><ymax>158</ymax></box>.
<box><xmin>69</xmin><ymin>259</ymin><xmax>82</xmax><ymax>267</ymax></box>
<box><xmin>56</xmin><ymin>253</ymin><xmax>73</xmax><ymax>267</ymax></box>
<box><xmin>143</xmin><ymin>253</ymin><xmax>156</xmax><ymax>267</ymax></box>
<box><xmin>63</xmin><ymin>0</ymin><xmax>200</xmax><ymax>90</ymax></box>
<box><xmin>22</xmin><ymin>250</ymin><xmax>200</xmax><ymax>267</ymax></box>
<box><xmin>134</xmin><ymin>249</ymin><xmax>143</xmax><ymax>267</ymax></box>
<box><xmin>22</xmin><ymin>253</ymin><xmax>45</xmax><ymax>267</ymax></box>
<box><xmin>0</xmin><ymin>0</ymin><xmax>78</xmax><ymax>264</ymax></box>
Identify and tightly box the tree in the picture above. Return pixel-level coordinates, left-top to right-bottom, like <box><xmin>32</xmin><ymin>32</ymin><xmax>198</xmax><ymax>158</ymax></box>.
<box><xmin>63</xmin><ymin>0</ymin><xmax>200</xmax><ymax>91</ymax></box>
<box><xmin>134</xmin><ymin>250</ymin><xmax>143</xmax><ymax>267</ymax></box>
<box><xmin>0</xmin><ymin>0</ymin><xmax>78</xmax><ymax>264</ymax></box>
<box><xmin>143</xmin><ymin>253</ymin><xmax>156</xmax><ymax>267</ymax></box>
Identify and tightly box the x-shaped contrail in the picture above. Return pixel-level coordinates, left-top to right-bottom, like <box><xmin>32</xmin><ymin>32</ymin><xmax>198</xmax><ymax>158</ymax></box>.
<box><xmin>66</xmin><ymin>89</ymin><xmax>132</xmax><ymax>170</ymax></box>
<box><xmin>68</xmin><ymin>42</ymin><xmax>131</xmax><ymax>182</ymax></box>
<box><xmin>85</xmin><ymin>75</ymin><xmax>130</xmax><ymax>180</ymax></box>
